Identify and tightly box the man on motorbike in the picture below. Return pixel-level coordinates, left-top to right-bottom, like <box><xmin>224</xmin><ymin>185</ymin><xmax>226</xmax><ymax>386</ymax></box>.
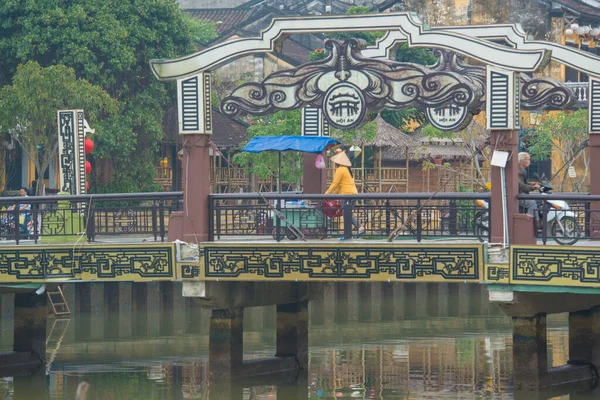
<box><xmin>518</xmin><ymin>152</ymin><xmax>541</xmax><ymax>218</ymax></box>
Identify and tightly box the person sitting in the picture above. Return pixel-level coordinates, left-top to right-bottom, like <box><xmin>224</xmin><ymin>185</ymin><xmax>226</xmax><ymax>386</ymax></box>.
<box><xmin>518</xmin><ymin>152</ymin><xmax>541</xmax><ymax>218</ymax></box>
<box><xmin>325</xmin><ymin>149</ymin><xmax>365</xmax><ymax>239</ymax></box>
<box><xmin>17</xmin><ymin>187</ymin><xmax>31</xmax><ymax>232</ymax></box>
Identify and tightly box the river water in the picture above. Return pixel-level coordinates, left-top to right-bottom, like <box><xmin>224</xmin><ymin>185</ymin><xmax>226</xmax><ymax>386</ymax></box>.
<box><xmin>0</xmin><ymin>282</ymin><xmax>596</xmax><ymax>399</ymax></box>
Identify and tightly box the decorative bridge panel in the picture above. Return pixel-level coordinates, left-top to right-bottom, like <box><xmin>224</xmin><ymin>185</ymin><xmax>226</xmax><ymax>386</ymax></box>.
<box><xmin>0</xmin><ymin>244</ymin><xmax>175</xmax><ymax>283</ymax></box>
<box><xmin>512</xmin><ymin>245</ymin><xmax>600</xmax><ymax>287</ymax></box>
<box><xmin>198</xmin><ymin>244</ymin><xmax>482</xmax><ymax>282</ymax></box>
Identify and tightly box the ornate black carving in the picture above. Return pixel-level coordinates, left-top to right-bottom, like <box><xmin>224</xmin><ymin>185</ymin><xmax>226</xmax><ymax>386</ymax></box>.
<box><xmin>520</xmin><ymin>76</ymin><xmax>576</xmax><ymax>110</ymax></box>
<box><xmin>202</xmin><ymin>245</ymin><xmax>481</xmax><ymax>281</ymax></box>
<box><xmin>221</xmin><ymin>39</ymin><xmax>482</xmax><ymax>130</ymax></box>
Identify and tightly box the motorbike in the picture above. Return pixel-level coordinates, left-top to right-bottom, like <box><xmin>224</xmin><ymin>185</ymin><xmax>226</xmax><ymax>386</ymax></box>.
<box><xmin>0</xmin><ymin>206</ymin><xmax>34</xmax><ymax>240</ymax></box>
<box><xmin>534</xmin><ymin>173</ymin><xmax>580</xmax><ymax>245</ymax></box>
<box><xmin>473</xmin><ymin>174</ymin><xmax>581</xmax><ymax>245</ymax></box>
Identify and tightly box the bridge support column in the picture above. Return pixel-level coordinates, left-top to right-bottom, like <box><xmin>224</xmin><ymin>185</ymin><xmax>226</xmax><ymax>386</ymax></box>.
<box><xmin>492</xmin><ymin>290</ymin><xmax>600</xmax><ymax>391</ymax></box>
<box><xmin>0</xmin><ymin>292</ymin><xmax>47</xmax><ymax>376</ymax></box>
<box><xmin>512</xmin><ymin>314</ymin><xmax>547</xmax><ymax>390</ymax></box>
<box><xmin>209</xmin><ymin>308</ymin><xmax>244</xmax><ymax>381</ymax></box>
<box><xmin>276</xmin><ymin>301</ymin><xmax>308</xmax><ymax>370</ymax></box>
<box><xmin>358</xmin><ymin>282</ymin><xmax>371</xmax><ymax>322</ymax></box>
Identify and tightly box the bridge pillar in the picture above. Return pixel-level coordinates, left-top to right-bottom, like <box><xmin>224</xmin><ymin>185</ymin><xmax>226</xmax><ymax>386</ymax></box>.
<box><xmin>276</xmin><ymin>301</ymin><xmax>309</xmax><ymax>370</ymax></box>
<box><xmin>167</xmin><ymin>134</ymin><xmax>211</xmax><ymax>243</ymax></box>
<box><xmin>489</xmin><ymin>130</ymin><xmax>536</xmax><ymax>244</ymax></box>
<box><xmin>209</xmin><ymin>308</ymin><xmax>244</xmax><ymax>381</ymax></box>
<box><xmin>358</xmin><ymin>282</ymin><xmax>372</xmax><ymax>322</ymax></box>
<box><xmin>492</xmin><ymin>290</ymin><xmax>600</xmax><ymax>390</ymax></box>
<box><xmin>0</xmin><ymin>292</ymin><xmax>48</xmax><ymax>376</ymax></box>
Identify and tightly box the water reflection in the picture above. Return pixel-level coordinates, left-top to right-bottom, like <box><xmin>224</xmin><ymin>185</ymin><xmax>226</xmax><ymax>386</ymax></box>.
<box><xmin>0</xmin><ymin>282</ymin><xmax>594</xmax><ymax>399</ymax></box>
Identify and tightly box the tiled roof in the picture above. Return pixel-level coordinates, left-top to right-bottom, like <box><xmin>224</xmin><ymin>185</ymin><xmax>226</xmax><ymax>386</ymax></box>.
<box><xmin>185</xmin><ymin>8</ymin><xmax>255</xmax><ymax>34</ymax></box>
<box><xmin>557</xmin><ymin>0</ymin><xmax>600</xmax><ymax>18</ymax></box>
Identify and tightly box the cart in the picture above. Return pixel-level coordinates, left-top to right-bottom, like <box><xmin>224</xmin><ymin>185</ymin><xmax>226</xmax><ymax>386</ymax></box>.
<box><xmin>272</xmin><ymin>201</ymin><xmax>328</xmax><ymax>240</ymax></box>
<box><xmin>242</xmin><ymin>135</ymin><xmax>341</xmax><ymax>241</ymax></box>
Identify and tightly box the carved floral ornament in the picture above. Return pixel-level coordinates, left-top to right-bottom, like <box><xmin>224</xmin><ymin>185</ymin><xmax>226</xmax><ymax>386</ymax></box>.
<box><xmin>221</xmin><ymin>40</ymin><xmax>575</xmax><ymax>132</ymax></box>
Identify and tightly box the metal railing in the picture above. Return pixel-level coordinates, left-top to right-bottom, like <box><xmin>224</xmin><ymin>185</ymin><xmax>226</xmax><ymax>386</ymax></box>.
<box><xmin>209</xmin><ymin>192</ymin><xmax>491</xmax><ymax>242</ymax></box>
<box><xmin>0</xmin><ymin>192</ymin><xmax>183</xmax><ymax>244</ymax></box>
<box><xmin>518</xmin><ymin>193</ymin><xmax>600</xmax><ymax>245</ymax></box>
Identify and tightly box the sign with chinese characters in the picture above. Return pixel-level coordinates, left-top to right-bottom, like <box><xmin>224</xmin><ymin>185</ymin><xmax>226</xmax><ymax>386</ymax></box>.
<box><xmin>57</xmin><ymin>110</ymin><xmax>87</xmax><ymax>195</ymax></box>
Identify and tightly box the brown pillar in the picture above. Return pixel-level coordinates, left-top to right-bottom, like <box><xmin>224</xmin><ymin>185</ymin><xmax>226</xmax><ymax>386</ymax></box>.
<box><xmin>489</xmin><ymin>130</ymin><xmax>522</xmax><ymax>244</ymax></box>
<box><xmin>168</xmin><ymin>134</ymin><xmax>211</xmax><ymax>243</ymax></box>
<box><xmin>209</xmin><ymin>308</ymin><xmax>244</xmax><ymax>381</ymax></box>
<box><xmin>303</xmin><ymin>153</ymin><xmax>326</xmax><ymax>194</ymax></box>
<box><xmin>276</xmin><ymin>301</ymin><xmax>309</xmax><ymax>370</ymax></box>
<box><xmin>512</xmin><ymin>314</ymin><xmax>547</xmax><ymax>390</ymax></box>
<box><xmin>591</xmin><ymin>135</ymin><xmax>600</xmax><ymax>196</ymax></box>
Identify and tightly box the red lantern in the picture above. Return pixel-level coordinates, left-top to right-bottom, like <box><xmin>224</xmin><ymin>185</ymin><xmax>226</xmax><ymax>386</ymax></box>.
<box><xmin>84</xmin><ymin>138</ymin><xmax>94</xmax><ymax>154</ymax></box>
<box><xmin>85</xmin><ymin>181</ymin><xmax>89</xmax><ymax>191</ymax></box>
<box><xmin>85</xmin><ymin>160</ymin><xmax>92</xmax><ymax>174</ymax></box>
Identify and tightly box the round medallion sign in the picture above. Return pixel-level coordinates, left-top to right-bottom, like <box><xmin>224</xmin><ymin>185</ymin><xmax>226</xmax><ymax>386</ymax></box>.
<box><xmin>323</xmin><ymin>82</ymin><xmax>366</xmax><ymax>130</ymax></box>
<box><xmin>426</xmin><ymin>105</ymin><xmax>471</xmax><ymax>132</ymax></box>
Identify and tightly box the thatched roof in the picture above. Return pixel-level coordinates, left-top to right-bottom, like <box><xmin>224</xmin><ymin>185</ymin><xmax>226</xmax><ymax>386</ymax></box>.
<box><xmin>382</xmin><ymin>134</ymin><xmax>477</xmax><ymax>160</ymax></box>
<box><xmin>363</xmin><ymin>115</ymin><xmax>417</xmax><ymax>148</ymax></box>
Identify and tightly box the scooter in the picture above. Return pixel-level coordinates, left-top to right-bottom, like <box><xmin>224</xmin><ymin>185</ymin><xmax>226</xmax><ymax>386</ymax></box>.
<box><xmin>534</xmin><ymin>173</ymin><xmax>580</xmax><ymax>245</ymax></box>
<box><xmin>472</xmin><ymin>174</ymin><xmax>580</xmax><ymax>245</ymax></box>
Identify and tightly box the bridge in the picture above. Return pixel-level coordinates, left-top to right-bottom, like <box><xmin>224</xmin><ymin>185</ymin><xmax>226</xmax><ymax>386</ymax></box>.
<box><xmin>1</xmin><ymin>190</ymin><xmax>600</xmax><ymax>395</ymax></box>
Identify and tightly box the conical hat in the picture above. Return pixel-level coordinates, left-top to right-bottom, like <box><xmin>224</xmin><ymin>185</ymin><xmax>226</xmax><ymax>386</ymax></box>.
<box><xmin>330</xmin><ymin>151</ymin><xmax>352</xmax><ymax>167</ymax></box>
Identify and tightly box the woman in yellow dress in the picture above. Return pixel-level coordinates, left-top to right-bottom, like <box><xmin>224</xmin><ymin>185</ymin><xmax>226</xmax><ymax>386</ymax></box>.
<box><xmin>325</xmin><ymin>149</ymin><xmax>365</xmax><ymax>239</ymax></box>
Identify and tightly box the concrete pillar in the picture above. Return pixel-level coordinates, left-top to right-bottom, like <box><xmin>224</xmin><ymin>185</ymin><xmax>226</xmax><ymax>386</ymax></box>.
<box><xmin>1</xmin><ymin>293</ymin><xmax>14</xmax><ymax>349</ymax></box>
<box><xmin>381</xmin><ymin>282</ymin><xmax>394</xmax><ymax>321</ymax></box>
<box><xmin>146</xmin><ymin>282</ymin><xmax>161</xmax><ymax>337</ymax></box>
<box><xmin>13</xmin><ymin>292</ymin><xmax>47</xmax><ymax>357</ymax></box>
<box><xmin>160</xmin><ymin>281</ymin><xmax>174</xmax><ymax>336</ymax></box>
<box><xmin>303</xmin><ymin>153</ymin><xmax>327</xmax><ymax>194</ymax></box>
<box><xmin>335</xmin><ymin>283</ymin><xmax>349</xmax><ymax>324</ymax></box>
<box><xmin>276</xmin><ymin>301</ymin><xmax>309</xmax><ymax>370</ymax></box>
<box><xmin>209</xmin><ymin>308</ymin><xmax>244</xmax><ymax>381</ymax></box>
<box><xmin>437</xmin><ymin>283</ymin><xmax>449</xmax><ymax>317</ymax></box>
<box><xmin>458</xmin><ymin>283</ymin><xmax>470</xmax><ymax>317</ymax></box>
<box><xmin>512</xmin><ymin>314</ymin><xmax>547</xmax><ymax>390</ymax></box>
<box><xmin>404</xmin><ymin>283</ymin><xmax>417</xmax><ymax>317</ymax></box>
<box><xmin>168</xmin><ymin>134</ymin><xmax>211</xmax><ymax>243</ymax></box>
<box><xmin>118</xmin><ymin>282</ymin><xmax>132</xmax><ymax>338</ymax></box>
<box><xmin>415</xmin><ymin>283</ymin><xmax>428</xmax><ymax>317</ymax></box>
<box><xmin>89</xmin><ymin>282</ymin><xmax>104</xmax><ymax>340</ymax></box>
<box><xmin>569</xmin><ymin>307</ymin><xmax>600</xmax><ymax>364</ymax></box>
<box><xmin>371</xmin><ymin>282</ymin><xmax>382</xmax><ymax>322</ymax></box>
<box><xmin>310</xmin><ymin>285</ymin><xmax>325</xmax><ymax>326</ymax></box>
<box><xmin>172</xmin><ymin>282</ymin><xmax>185</xmax><ymax>335</ymax></box>
<box><xmin>358</xmin><ymin>282</ymin><xmax>372</xmax><ymax>322</ymax></box>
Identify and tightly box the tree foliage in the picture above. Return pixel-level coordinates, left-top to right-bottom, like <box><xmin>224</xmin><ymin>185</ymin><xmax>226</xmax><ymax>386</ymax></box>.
<box><xmin>0</xmin><ymin>62</ymin><xmax>117</xmax><ymax>194</ymax></box>
<box><xmin>525</xmin><ymin>110</ymin><xmax>589</xmax><ymax>191</ymax></box>
<box><xmin>0</xmin><ymin>0</ymin><xmax>217</xmax><ymax>193</ymax></box>
<box><xmin>233</xmin><ymin>111</ymin><xmax>303</xmax><ymax>189</ymax></box>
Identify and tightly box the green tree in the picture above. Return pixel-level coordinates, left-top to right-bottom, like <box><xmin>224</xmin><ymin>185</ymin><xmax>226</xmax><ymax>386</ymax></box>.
<box><xmin>0</xmin><ymin>0</ymin><xmax>217</xmax><ymax>193</ymax></box>
<box><xmin>0</xmin><ymin>62</ymin><xmax>117</xmax><ymax>195</ymax></box>
<box><xmin>233</xmin><ymin>111</ymin><xmax>303</xmax><ymax>189</ymax></box>
<box><xmin>525</xmin><ymin>109</ymin><xmax>589</xmax><ymax>192</ymax></box>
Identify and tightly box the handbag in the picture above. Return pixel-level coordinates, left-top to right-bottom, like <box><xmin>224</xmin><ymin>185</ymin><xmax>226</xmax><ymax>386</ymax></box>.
<box><xmin>322</xmin><ymin>199</ymin><xmax>342</xmax><ymax>218</ymax></box>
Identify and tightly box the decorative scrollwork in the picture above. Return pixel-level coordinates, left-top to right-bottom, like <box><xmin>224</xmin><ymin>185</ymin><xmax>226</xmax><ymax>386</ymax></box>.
<box><xmin>221</xmin><ymin>39</ymin><xmax>482</xmax><ymax>130</ymax></box>
<box><xmin>520</xmin><ymin>76</ymin><xmax>576</xmax><ymax>110</ymax></box>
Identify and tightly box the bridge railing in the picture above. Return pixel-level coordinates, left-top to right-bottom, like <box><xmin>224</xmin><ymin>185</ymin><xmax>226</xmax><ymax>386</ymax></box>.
<box><xmin>518</xmin><ymin>193</ymin><xmax>600</xmax><ymax>244</ymax></box>
<box><xmin>0</xmin><ymin>192</ymin><xmax>183</xmax><ymax>244</ymax></box>
<box><xmin>209</xmin><ymin>192</ymin><xmax>491</xmax><ymax>242</ymax></box>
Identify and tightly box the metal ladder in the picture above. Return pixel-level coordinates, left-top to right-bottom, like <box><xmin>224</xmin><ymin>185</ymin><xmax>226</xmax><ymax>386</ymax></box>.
<box><xmin>47</xmin><ymin>286</ymin><xmax>70</xmax><ymax>315</ymax></box>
